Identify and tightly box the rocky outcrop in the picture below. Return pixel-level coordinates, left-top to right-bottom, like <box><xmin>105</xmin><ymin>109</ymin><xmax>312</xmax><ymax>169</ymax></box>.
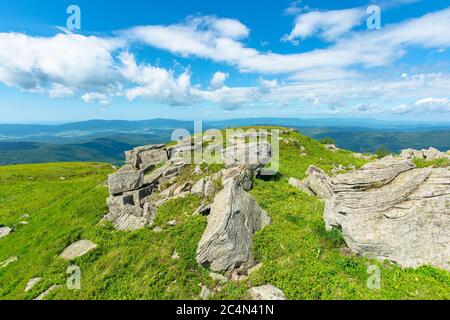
<box><xmin>34</xmin><ymin>285</ymin><xmax>61</xmax><ymax>301</ymax></box>
<box><xmin>105</xmin><ymin>135</ymin><xmax>273</xmax><ymax>231</ymax></box>
<box><xmin>248</xmin><ymin>285</ymin><xmax>286</xmax><ymax>300</ymax></box>
<box><xmin>196</xmin><ymin>181</ymin><xmax>271</xmax><ymax>273</ymax></box>
<box><xmin>308</xmin><ymin>157</ymin><xmax>450</xmax><ymax>271</ymax></box>
<box><xmin>60</xmin><ymin>240</ymin><xmax>97</xmax><ymax>260</ymax></box>
<box><xmin>400</xmin><ymin>147</ymin><xmax>450</xmax><ymax>160</ymax></box>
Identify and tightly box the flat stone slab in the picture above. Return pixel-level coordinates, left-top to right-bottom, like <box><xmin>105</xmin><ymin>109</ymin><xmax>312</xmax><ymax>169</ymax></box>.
<box><xmin>25</xmin><ymin>277</ymin><xmax>42</xmax><ymax>292</ymax></box>
<box><xmin>248</xmin><ymin>285</ymin><xmax>286</xmax><ymax>300</ymax></box>
<box><xmin>34</xmin><ymin>285</ymin><xmax>61</xmax><ymax>300</ymax></box>
<box><xmin>60</xmin><ymin>240</ymin><xmax>97</xmax><ymax>260</ymax></box>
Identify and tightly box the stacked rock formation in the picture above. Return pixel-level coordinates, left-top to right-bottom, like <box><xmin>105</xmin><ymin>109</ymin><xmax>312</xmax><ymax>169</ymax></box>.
<box><xmin>105</xmin><ymin>135</ymin><xmax>273</xmax><ymax>232</ymax></box>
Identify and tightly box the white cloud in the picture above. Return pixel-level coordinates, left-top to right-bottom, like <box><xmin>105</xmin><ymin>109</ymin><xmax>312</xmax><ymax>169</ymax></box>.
<box><xmin>124</xmin><ymin>9</ymin><xmax>450</xmax><ymax>80</ymax></box>
<box><xmin>119</xmin><ymin>52</ymin><xmax>193</xmax><ymax>106</ymax></box>
<box><xmin>0</xmin><ymin>32</ymin><xmax>124</xmax><ymax>94</ymax></box>
<box><xmin>210</xmin><ymin>71</ymin><xmax>229</xmax><ymax>88</ymax></box>
<box><xmin>282</xmin><ymin>8</ymin><xmax>366</xmax><ymax>44</ymax></box>
<box><xmin>81</xmin><ymin>92</ymin><xmax>113</xmax><ymax>105</ymax></box>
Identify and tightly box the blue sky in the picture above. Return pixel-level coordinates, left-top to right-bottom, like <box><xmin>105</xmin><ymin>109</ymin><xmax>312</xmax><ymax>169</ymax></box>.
<box><xmin>0</xmin><ymin>0</ymin><xmax>450</xmax><ymax>123</ymax></box>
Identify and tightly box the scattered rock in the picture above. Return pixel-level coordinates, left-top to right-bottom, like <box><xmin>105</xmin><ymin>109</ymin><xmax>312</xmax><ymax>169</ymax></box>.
<box><xmin>167</xmin><ymin>220</ymin><xmax>178</xmax><ymax>227</ymax></box>
<box><xmin>0</xmin><ymin>226</ymin><xmax>12</xmax><ymax>239</ymax></box>
<box><xmin>25</xmin><ymin>277</ymin><xmax>42</xmax><ymax>292</ymax></box>
<box><xmin>60</xmin><ymin>240</ymin><xmax>97</xmax><ymax>260</ymax></box>
<box><xmin>21</xmin><ymin>214</ymin><xmax>30</xmax><ymax>219</ymax></box>
<box><xmin>34</xmin><ymin>285</ymin><xmax>61</xmax><ymax>301</ymax></box>
<box><xmin>400</xmin><ymin>147</ymin><xmax>450</xmax><ymax>160</ymax></box>
<box><xmin>125</xmin><ymin>144</ymin><xmax>169</xmax><ymax>171</ymax></box>
<box><xmin>18</xmin><ymin>221</ymin><xmax>28</xmax><ymax>225</ymax></box>
<box><xmin>153</xmin><ymin>226</ymin><xmax>163</xmax><ymax>233</ymax></box>
<box><xmin>193</xmin><ymin>165</ymin><xmax>203</xmax><ymax>175</ymax></box>
<box><xmin>247</xmin><ymin>263</ymin><xmax>263</xmax><ymax>276</ymax></box>
<box><xmin>0</xmin><ymin>256</ymin><xmax>18</xmax><ymax>269</ymax></box>
<box><xmin>324</xmin><ymin>144</ymin><xmax>338</xmax><ymax>152</ymax></box>
<box><xmin>196</xmin><ymin>181</ymin><xmax>271</xmax><ymax>272</ymax></box>
<box><xmin>199</xmin><ymin>286</ymin><xmax>212</xmax><ymax>300</ymax></box>
<box><xmin>288</xmin><ymin>177</ymin><xmax>314</xmax><ymax>196</ymax></box>
<box><xmin>303</xmin><ymin>166</ymin><xmax>333</xmax><ymax>200</ymax></box>
<box><xmin>171</xmin><ymin>250</ymin><xmax>180</xmax><ymax>260</ymax></box>
<box><xmin>209</xmin><ymin>272</ymin><xmax>228</xmax><ymax>284</ymax></box>
<box><xmin>59</xmin><ymin>177</ymin><xmax>66</xmax><ymax>181</ymax></box>
<box><xmin>248</xmin><ymin>285</ymin><xmax>286</xmax><ymax>300</ymax></box>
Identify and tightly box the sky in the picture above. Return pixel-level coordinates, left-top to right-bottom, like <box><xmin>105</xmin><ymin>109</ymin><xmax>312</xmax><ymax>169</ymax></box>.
<box><xmin>0</xmin><ymin>0</ymin><xmax>450</xmax><ymax>123</ymax></box>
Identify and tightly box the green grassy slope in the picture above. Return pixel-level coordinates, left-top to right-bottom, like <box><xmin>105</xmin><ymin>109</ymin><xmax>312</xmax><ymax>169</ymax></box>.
<box><xmin>0</xmin><ymin>130</ymin><xmax>449</xmax><ymax>300</ymax></box>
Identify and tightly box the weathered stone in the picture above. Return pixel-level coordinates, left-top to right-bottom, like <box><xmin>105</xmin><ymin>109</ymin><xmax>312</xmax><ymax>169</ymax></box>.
<box><xmin>288</xmin><ymin>177</ymin><xmax>314</xmax><ymax>196</ymax></box>
<box><xmin>60</xmin><ymin>240</ymin><xmax>97</xmax><ymax>260</ymax></box>
<box><xmin>199</xmin><ymin>286</ymin><xmax>211</xmax><ymax>300</ymax></box>
<box><xmin>221</xmin><ymin>165</ymin><xmax>253</xmax><ymax>191</ymax></box>
<box><xmin>0</xmin><ymin>256</ymin><xmax>18</xmax><ymax>269</ymax></box>
<box><xmin>143</xmin><ymin>163</ymin><xmax>170</xmax><ymax>185</ymax></box>
<box><xmin>0</xmin><ymin>226</ymin><xmax>12</xmax><ymax>239</ymax></box>
<box><xmin>108</xmin><ymin>170</ymin><xmax>144</xmax><ymax>195</ymax></box>
<box><xmin>324</xmin><ymin>158</ymin><xmax>450</xmax><ymax>271</ymax></box>
<box><xmin>25</xmin><ymin>277</ymin><xmax>42</xmax><ymax>292</ymax></box>
<box><xmin>248</xmin><ymin>285</ymin><xmax>286</xmax><ymax>300</ymax></box>
<box><xmin>400</xmin><ymin>147</ymin><xmax>450</xmax><ymax>160</ymax></box>
<box><xmin>167</xmin><ymin>220</ymin><xmax>178</xmax><ymax>227</ymax></box>
<box><xmin>196</xmin><ymin>181</ymin><xmax>271</xmax><ymax>272</ymax></box>
<box><xmin>324</xmin><ymin>144</ymin><xmax>338</xmax><ymax>152</ymax></box>
<box><xmin>222</xmin><ymin>141</ymin><xmax>272</xmax><ymax>169</ymax></box>
<box><xmin>171</xmin><ymin>250</ymin><xmax>180</xmax><ymax>260</ymax></box>
<box><xmin>209</xmin><ymin>272</ymin><xmax>228</xmax><ymax>283</ymax></box>
<box><xmin>303</xmin><ymin>166</ymin><xmax>333</xmax><ymax>199</ymax></box>
<box><xmin>125</xmin><ymin>144</ymin><xmax>168</xmax><ymax>171</ymax></box>
<box><xmin>34</xmin><ymin>285</ymin><xmax>61</xmax><ymax>301</ymax></box>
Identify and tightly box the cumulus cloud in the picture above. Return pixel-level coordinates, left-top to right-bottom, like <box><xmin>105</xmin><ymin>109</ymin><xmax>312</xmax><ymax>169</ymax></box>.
<box><xmin>282</xmin><ymin>8</ymin><xmax>366</xmax><ymax>44</ymax></box>
<box><xmin>0</xmin><ymin>32</ymin><xmax>124</xmax><ymax>94</ymax></box>
<box><xmin>210</xmin><ymin>71</ymin><xmax>229</xmax><ymax>88</ymax></box>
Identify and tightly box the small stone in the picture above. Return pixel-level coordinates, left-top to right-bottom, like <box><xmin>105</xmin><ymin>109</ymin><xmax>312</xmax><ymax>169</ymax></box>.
<box><xmin>248</xmin><ymin>285</ymin><xmax>286</xmax><ymax>300</ymax></box>
<box><xmin>25</xmin><ymin>277</ymin><xmax>42</xmax><ymax>292</ymax></box>
<box><xmin>209</xmin><ymin>272</ymin><xmax>228</xmax><ymax>284</ymax></box>
<box><xmin>18</xmin><ymin>221</ymin><xmax>28</xmax><ymax>225</ymax></box>
<box><xmin>199</xmin><ymin>286</ymin><xmax>212</xmax><ymax>300</ymax></box>
<box><xmin>34</xmin><ymin>285</ymin><xmax>61</xmax><ymax>301</ymax></box>
<box><xmin>0</xmin><ymin>226</ymin><xmax>12</xmax><ymax>239</ymax></box>
<box><xmin>21</xmin><ymin>214</ymin><xmax>30</xmax><ymax>219</ymax></box>
<box><xmin>247</xmin><ymin>263</ymin><xmax>263</xmax><ymax>276</ymax></box>
<box><xmin>171</xmin><ymin>250</ymin><xmax>180</xmax><ymax>260</ymax></box>
<box><xmin>60</xmin><ymin>240</ymin><xmax>97</xmax><ymax>260</ymax></box>
<box><xmin>0</xmin><ymin>256</ymin><xmax>18</xmax><ymax>269</ymax></box>
<box><xmin>153</xmin><ymin>226</ymin><xmax>163</xmax><ymax>233</ymax></box>
<box><xmin>60</xmin><ymin>177</ymin><xmax>66</xmax><ymax>180</ymax></box>
<box><xmin>167</xmin><ymin>220</ymin><xmax>178</xmax><ymax>227</ymax></box>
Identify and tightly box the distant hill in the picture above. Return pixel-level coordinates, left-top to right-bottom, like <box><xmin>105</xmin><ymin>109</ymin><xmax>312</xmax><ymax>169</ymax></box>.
<box><xmin>0</xmin><ymin>118</ymin><xmax>449</xmax><ymax>166</ymax></box>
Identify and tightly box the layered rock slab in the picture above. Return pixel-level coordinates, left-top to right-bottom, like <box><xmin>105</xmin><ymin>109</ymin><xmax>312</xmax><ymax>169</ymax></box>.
<box><xmin>196</xmin><ymin>181</ymin><xmax>271</xmax><ymax>272</ymax></box>
<box><xmin>323</xmin><ymin>158</ymin><xmax>450</xmax><ymax>270</ymax></box>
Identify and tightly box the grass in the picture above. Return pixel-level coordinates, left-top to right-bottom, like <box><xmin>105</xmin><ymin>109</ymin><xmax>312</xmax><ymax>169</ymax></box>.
<box><xmin>413</xmin><ymin>158</ymin><xmax>450</xmax><ymax>168</ymax></box>
<box><xmin>0</xmin><ymin>129</ymin><xmax>449</xmax><ymax>300</ymax></box>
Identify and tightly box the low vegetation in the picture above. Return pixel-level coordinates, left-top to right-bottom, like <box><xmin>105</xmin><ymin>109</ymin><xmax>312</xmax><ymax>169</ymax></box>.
<box><xmin>0</xmin><ymin>129</ymin><xmax>448</xmax><ymax>300</ymax></box>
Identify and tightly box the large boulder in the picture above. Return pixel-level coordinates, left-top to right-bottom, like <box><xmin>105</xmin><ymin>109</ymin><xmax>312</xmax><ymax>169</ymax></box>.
<box><xmin>196</xmin><ymin>181</ymin><xmax>271</xmax><ymax>272</ymax></box>
<box><xmin>324</xmin><ymin>158</ymin><xmax>450</xmax><ymax>271</ymax></box>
